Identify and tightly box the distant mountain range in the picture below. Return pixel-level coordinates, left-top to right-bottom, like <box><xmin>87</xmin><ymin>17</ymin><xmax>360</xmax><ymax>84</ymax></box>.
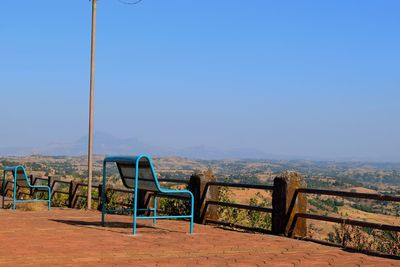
<box><xmin>0</xmin><ymin>132</ymin><xmax>274</xmax><ymax>160</ymax></box>
<box><xmin>1</xmin><ymin>132</ymin><xmax>398</xmax><ymax>162</ymax></box>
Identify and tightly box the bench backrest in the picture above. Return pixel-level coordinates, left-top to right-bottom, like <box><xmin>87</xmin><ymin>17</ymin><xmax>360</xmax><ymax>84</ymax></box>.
<box><xmin>115</xmin><ymin>157</ymin><xmax>159</xmax><ymax>192</ymax></box>
<box><xmin>12</xmin><ymin>167</ymin><xmax>29</xmax><ymax>187</ymax></box>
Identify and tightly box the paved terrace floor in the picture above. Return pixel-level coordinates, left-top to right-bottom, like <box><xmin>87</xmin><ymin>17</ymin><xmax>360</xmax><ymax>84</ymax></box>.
<box><xmin>0</xmin><ymin>208</ymin><xmax>399</xmax><ymax>267</ymax></box>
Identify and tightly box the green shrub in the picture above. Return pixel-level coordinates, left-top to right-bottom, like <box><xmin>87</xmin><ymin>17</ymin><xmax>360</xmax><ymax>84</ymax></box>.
<box><xmin>218</xmin><ymin>185</ymin><xmax>272</xmax><ymax>231</ymax></box>
<box><xmin>327</xmin><ymin>224</ymin><xmax>400</xmax><ymax>256</ymax></box>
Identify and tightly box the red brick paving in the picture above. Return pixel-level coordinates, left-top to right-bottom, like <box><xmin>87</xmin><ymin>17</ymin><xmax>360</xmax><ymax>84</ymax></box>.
<box><xmin>0</xmin><ymin>208</ymin><xmax>398</xmax><ymax>266</ymax></box>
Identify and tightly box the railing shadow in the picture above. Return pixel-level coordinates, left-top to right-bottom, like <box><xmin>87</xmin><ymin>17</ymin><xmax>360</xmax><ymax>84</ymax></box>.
<box><xmin>50</xmin><ymin>219</ymin><xmax>184</xmax><ymax>234</ymax></box>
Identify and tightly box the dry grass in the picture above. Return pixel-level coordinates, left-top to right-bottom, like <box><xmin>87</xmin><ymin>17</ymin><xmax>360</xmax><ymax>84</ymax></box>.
<box><xmin>230</xmin><ymin>188</ymin><xmax>272</xmax><ymax>204</ymax></box>
<box><xmin>19</xmin><ymin>202</ymin><xmax>48</xmax><ymax>211</ymax></box>
<box><xmin>347</xmin><ymin>186</ymin><xmax>378</xmax><ymax>194</ymax></box>
<box><xmin>338</xmin><ymin>205</ymin><xmax>400</xmax><ymax>224</ymax></box>
<box><xmin>2</xmin><ymin>202</ymin><xmax>48</xmax><ymax>211</ymax></box>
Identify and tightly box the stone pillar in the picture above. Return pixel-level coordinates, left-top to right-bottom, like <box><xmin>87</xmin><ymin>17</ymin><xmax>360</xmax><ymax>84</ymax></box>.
<box><xmin>189</xmin><ymin>169</ymin><xmax>220</xmax><ymax>224</ymax></box>
<box><xmin>272</xmin><ymin>171</ymin><xmax>307</xmax><ymax>237</ymax></box>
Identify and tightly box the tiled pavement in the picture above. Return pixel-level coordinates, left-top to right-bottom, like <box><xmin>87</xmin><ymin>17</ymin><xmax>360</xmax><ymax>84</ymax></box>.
<box><xmin>0</xmin><ymin>208</ymin><xmax>398</xmax><ymax>266</ymax></box>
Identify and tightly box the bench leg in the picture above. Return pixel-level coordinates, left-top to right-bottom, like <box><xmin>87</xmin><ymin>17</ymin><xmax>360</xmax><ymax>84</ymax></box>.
<box><xmin>133</xmin><ymin>189</ymin><xmax>138</xmax><ymax>235</ymax></box>
<box><xmin>190</xmin><ymin>195</ymin><xmax>194</xmax><ymax>234</ymax></box>
<box><xmin>153</xmin><ymin>196</ymin><xmax>157</xmax><ymax>225</ymax></box>
<box><xmin>13</xmin><ymin>184</ymin><xmax>17</xmax><ymax>210</ymax></box>
<box><xmin>133</xmin><ymin>211</ymin><xmax>137</xmax><ymax>235</ymax></box>
<box><xmin>190</xmin><ymin>216</ymin><xmax>194</xmax><ymax>234</ymax></box>
<box><xmin>102</xmin><ymin>162</ymin><xmax>107</xmax><ymax>227</ymax></box>
<box><xmin>1</xmin><ymin>173</ymin><xmax>5</xmax><ymax>209</ymax></box>
<box><xmin>48</xmin><ymin>188</ymin><xmax>51</xmax><ymax>210</ymax></box>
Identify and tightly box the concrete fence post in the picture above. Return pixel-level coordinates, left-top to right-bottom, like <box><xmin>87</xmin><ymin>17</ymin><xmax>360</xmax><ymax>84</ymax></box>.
<box><xmin>68</xmin><ymin>181</ymin><xmax>76</xmax><ymax>208</ymax></box>
<box><xmin>272</xmin><ymin>171</ymin><xmax>307</xmax><ymax>237</ymax></box>
<box><xmin>189</xmin><ymin>169</ymin><xmax>220</xmax><ymax>224</ymax></box>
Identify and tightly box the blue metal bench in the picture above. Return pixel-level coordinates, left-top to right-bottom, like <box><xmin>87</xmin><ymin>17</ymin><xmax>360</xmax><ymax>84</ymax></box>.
<box><xmin>101</xmin><ymin>155</ymin><xmax>194</xmax><ymax>235</ymax></box>
<box><xmin>2</xmin><ymin>165</ymin><xmax>51</xmax><ymax>210</ymax></box>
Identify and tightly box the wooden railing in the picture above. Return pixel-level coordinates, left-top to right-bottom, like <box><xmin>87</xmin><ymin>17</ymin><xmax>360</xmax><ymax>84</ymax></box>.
<box><xmin>1</xmin><ymin>173</ymin><xmax>400</xmax><ymax>258</ymax></box>
<box><xmin>0</xmin><ymin>175</ymin><xmax>191</xmax><ymax>209</ymax></box>
<box><xmin>200</xmin><ymin>182</ymin><xmax>273</xmax><ymax>234</ymax></box>
<box><xmin>286</xmin><ymin>188</ymin><xmax>400</xmax><ymax>258</ymax></box>
<box><xmin>287</xmin><ymin>188</ymin><xmax>400</xmax><ymax>236</ymax></box>
<box><xmin>1</xmin><ymin>176</ymin><xmax>96</xmax><ymax>208</ymax></box>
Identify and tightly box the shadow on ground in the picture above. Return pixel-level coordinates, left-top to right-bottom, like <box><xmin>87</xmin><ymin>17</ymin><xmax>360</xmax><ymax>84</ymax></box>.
<box><xmin>50</xmin><ymin>219</ymin><xmax>184</xmax><ymax>234</ymax></box>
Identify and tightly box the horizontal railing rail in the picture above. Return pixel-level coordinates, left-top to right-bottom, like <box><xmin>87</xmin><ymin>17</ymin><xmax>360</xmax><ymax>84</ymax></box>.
<box><xmin>207</xmin><ymin>200</ymin><xmax>273</xmax><ymax>213</ymax></box>
<box><xmin>52</xmin><ymin>180</ymin><xmax>70</xmax><ymax>185</ymax></box>
<box><xmin>289</xmin><ymin>213</ymin><xmax>400</xmax><ymax>236</ymax></box>
<box><xmin>200</xmin><ymin>181</ymin><xmax>273</xmax><ymax>231</ymax></box>
<box><xmin>207</xmin><ymin>181</ymin><xmax>274</xmax><ymax>191</ymax></box>
<box><xmin>107</xmin><ymin>187</ymin><xmax>133</xmax><ymax>194</ymax></box>
<box><xmin>158</xmin><ymin>178</ymin><xmax>189</xmax><ymax>184</ymax></box>
<box><xmin>297</xmin><ymin>188</ymin><xmax>400</xmax><ymax>202</ymax></box>
<box><xmin>286</xmin><ymin>187</ymin><xmax>400</xmax><ymax>257</ymax></box>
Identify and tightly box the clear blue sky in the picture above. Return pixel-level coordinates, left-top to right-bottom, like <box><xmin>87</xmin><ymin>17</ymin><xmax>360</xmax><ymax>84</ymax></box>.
<box><xmin>0</xmin><ymin>0</ymin><xmax>399</xmax><ymax>160</ymax></box>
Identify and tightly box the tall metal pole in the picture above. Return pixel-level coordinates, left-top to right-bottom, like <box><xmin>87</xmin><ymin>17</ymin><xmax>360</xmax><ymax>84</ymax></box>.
<box><xmin>87</xmin><ymin>0</ymin><xmax>97</xmax><ymax>210</ymax></box>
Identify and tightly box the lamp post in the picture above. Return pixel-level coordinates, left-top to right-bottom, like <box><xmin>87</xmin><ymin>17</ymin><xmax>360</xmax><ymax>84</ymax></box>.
<box><xmin>87</xmin><ymin>0</ymin><xmax>97</xmax><ymax>210</ymax></box>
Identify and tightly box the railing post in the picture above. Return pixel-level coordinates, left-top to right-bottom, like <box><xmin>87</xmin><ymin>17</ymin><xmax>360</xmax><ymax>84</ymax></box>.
<box><xmin>272</xmin><ymin>175</ymin><xmax>287</xmax><ymax>235</ymax></box>
<box><xmin>188</xmin><ymin>174</ymin><xmax>201</xmax><ymax>223</ymax></box>
<box><xmin>97</xmin><ymin>184</ymin><xmax>102</xmax><ymax>211</ymax></box>
<box><xmin>137</xmin><ymin>189</ymin><xmax>148</xmax><ymax>215</ymax></box>
<box><xmin>29</xmin><ymin>175</ymin><xmax>34</xmax><ymax>196</ymax></box>
<box><xmin>48</xmin><ymin>176</ymin><xmax>53</xmax><ymax>200</ymax></box>
<box><xmin>68</xmin><ymin>181</ymin><xmax>76</xmax><ymax>208</ymax></box>
<box><xmin>272</xmin><ymin>171</ymin><xmax>307</xmax><ymax>237</ymax></box>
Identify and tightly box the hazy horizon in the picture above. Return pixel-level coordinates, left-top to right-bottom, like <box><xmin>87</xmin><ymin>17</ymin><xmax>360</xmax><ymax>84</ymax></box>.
<box><xmin>0</xmin><ymin>131</ymin><xmax>398</xmax><ymax>163</ymax></box>
<box><xmin>1</xmin><ymin>1</ymin><xmax>399</xmax><ymax>161</ymax></box>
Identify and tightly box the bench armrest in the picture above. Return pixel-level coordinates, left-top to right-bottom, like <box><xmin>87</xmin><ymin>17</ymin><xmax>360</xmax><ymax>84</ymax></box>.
<box><xmin>159</xmin><ymin>188</ymin><xmax>193</xmax><ymax>198</ymax></box>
